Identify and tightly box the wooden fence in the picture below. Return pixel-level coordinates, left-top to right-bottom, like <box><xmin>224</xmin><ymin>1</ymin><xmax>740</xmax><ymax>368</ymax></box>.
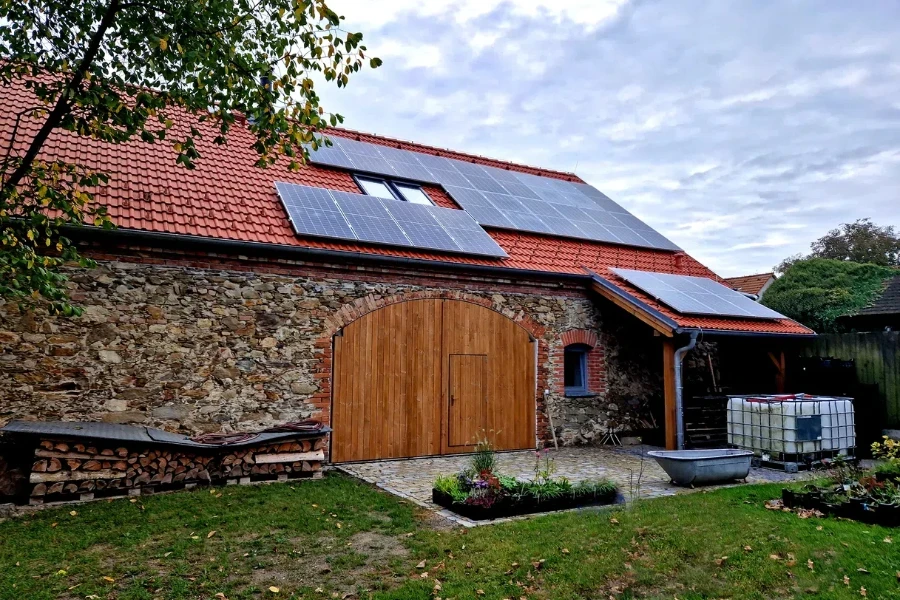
<box><xmin>798</xmin><ymin>332</ymin><xmax>899</xmax><ymax>429</ymax></box>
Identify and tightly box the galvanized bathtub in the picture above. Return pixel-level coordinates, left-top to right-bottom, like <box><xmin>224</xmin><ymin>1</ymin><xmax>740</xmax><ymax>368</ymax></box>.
<box><xmin>647</xmin><ymin>449</ymin><xmax>754</xmax><ymax>486</ymax></box>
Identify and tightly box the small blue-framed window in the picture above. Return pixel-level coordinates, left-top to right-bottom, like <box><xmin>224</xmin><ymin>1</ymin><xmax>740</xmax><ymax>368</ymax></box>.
<box><xmin>353</xmin><ymin>174</ymin><xmax>434</xmax><ymax>206</ymax></box>
<box><xmin>564</xmin><ymin>344</ymin><xmax>590</xmax><ymax>396</ymax></box>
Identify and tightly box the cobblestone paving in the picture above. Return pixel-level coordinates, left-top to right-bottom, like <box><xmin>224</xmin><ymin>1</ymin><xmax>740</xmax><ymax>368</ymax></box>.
<box><xmin>337</xmin><ymin>446</ymin><xmax>810</xmax><ymax>526</ymax></box>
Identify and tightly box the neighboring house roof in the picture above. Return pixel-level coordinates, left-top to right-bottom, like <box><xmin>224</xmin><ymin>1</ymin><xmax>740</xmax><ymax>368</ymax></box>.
<box><xmin>724</xmin><ymin>273</ymin><xmax>776</xmax><ymax>297</ymax></box>
<box><xmin>854</xmin><ymin>275</ymin><xmax>900</xmax><ymax>317</ymax></box>
<box><xmin>0</xmin><ymin>80</ymin><xmax>813</xmax><ymax>336</ymax></box>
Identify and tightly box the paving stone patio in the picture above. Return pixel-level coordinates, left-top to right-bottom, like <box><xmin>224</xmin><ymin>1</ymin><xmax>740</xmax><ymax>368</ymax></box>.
<box><xmin>337</xmin><ymin>446</ymin><xmax>810</xmax><ymax>526</ymax></box>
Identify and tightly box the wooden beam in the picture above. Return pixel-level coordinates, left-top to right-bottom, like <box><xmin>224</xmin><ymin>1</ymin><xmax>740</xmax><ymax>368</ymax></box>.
<box><xmin>590</xmin><ymin>281</ymin><xmax>675</xmax><ymax>337</ymax></box>
<box><xmin>30</xmin><ymin>469</ymin><xmax>123</xmax><ymax>483</ymax></box>
<box><xmin>662</xmin><ymin>338</ymin><xmax>677</xmax><ymax>450</ymax></box>
<box><xmin>253</xmin><ymin>450</ymin><xmax>325</xmax><ymax>464</ymax></box>
<box><xmin>769</xmin><ymin>351</ymin><xmax>786</xmax><ymax>393</ymax></box>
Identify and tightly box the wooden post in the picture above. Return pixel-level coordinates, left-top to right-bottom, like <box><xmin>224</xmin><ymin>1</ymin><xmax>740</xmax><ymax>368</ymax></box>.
<box><xmin>663</xmin><ymin>338</ymin><xmax>677</xmax><ymax>450</ymax></box>
<box><xmin>768</xmin><ymin>351</ymin><xmax>786</xmax><ymax>393</ymax></box>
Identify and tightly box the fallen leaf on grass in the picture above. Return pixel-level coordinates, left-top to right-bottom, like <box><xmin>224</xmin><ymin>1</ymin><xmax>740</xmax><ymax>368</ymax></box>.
<box><xmin>857</xmin><ymin>568</ymin><xmax>870</xmax><ymax>574</ymax></box>
<box><xmin>102</xmin><ymin>576</ymin><xmax>115</xmax><ymax>583</ymax></box>
<box><xmin>816</xmin><ymin>525</ymin><xmax>823</xmax><ymax>531</ymax></box>
<box><xmin>714</xmin><ymin>556</ymin><xmax>728</xmax><ymax>566</ymax></box>
<box><xmin>844</xmin><ymin>576</ymin><xmax>850</xmax><ymax>586</ymax></box>
<box><xmin>207</xmin><ymin>531</ymin><xmax>216</xmax><ymax>538</ymax></box>
<box><xmin>743</xmin><ymin>545</ymin><xmax>752</xmax><ymax>552</ymax></box>
<box><xmin>215</xmin><ymin>594</ymin><xmax>228</xmax><ymax>600</ymax></box>
<box><xmin>807</xmin><ymin>559</ymin><xmax>814</xmax><ymax>571</ymax></box>
<box><xmin>476</xmin><ymin>590</ymin><xmax>485</xmax><ymax>596</ymax></box>
<box><xmin>268</xmin><ymin>586</ymin><xmax>280</xmax><ymax>594</ymax></box>
<box><xmin>69</xmin><ymin>511</ymin><xmax>77</xmax><ymax>516</ymax></box>
<box><xmin>860</xmin><ymin>587</ymin><xmax>867</xmax><ymax>597</ymax></box>
<box><xmin>609</xmin><ymin>518</ymin><xmax>619</xmax><ymax>525</ymax></box>
<box><xmin>561</xmin><ymin>548</ymin><xmax>570</xmax><ymax>554</ymax></box>
<box><xmin>764</xmin><ymin>499</ymin><xmax>783</xmax><ymax>510</ymax></box>
<box><xmin>884</xmin><ymin>537</ymin><xmax>892</xmax><ymax>544</ymax></box>
<box><xmin>417</xmin><ymin>560</ymin><xmax>427</xmax><ymax>569</ymax></box>
<box><xmin>769</xmin><ymin>554</ymin><xmax>781</xmax><ymax>561</ymax></box>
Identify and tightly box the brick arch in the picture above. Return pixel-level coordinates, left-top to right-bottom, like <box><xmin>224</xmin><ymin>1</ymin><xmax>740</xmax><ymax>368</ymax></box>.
<box><xmin>308</xmin><ymin>290</ymin><xmax>550</xmax><ymax>431</ymax></box>
<box><xmin>552</xmin><ymin>328</ymin><xmax>606</xmax><ymax>396</ymax></box>
<box><xmin>560</xmin><ymin>329</ymin><xmax>599</xmax><ymax>349</ymax></box>
<box><xmin>321</xmin><ymin>289</ymin><xmax>546</xmax><ymax>340</ymax></box>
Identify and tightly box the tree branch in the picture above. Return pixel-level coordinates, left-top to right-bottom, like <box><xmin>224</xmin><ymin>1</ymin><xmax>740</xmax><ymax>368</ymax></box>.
<box><xmin>1</xmin><ymin>0</ymin><xmax>122</xmax><ymax>191</ymax></box>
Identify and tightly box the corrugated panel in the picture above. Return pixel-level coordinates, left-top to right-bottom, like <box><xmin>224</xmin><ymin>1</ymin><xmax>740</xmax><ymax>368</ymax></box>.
<box><xmin>1</xmin><ymin>421</ymin><xmax>330</xmax><ymax>449</ymax></box>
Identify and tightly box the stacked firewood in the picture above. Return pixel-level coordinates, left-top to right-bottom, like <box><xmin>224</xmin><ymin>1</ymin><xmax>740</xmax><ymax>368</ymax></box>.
<box><xmin>28</xmin><ymin>436</ymin><xmax>326</xmax><ymax>502</ymax></box>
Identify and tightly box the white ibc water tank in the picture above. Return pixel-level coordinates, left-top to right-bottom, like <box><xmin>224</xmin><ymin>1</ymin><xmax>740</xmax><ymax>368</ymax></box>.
<box><xmin>726</xmin><ymin>394</ymin><xmax>855</xmax><ymax>457</ymax></box>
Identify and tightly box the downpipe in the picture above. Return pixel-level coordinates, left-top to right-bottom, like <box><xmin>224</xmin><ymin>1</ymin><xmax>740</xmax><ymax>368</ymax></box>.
<box><xmin>674</xmin><ymin>331</ymin><xmax>699</xmax><ymax>450</ymax></box>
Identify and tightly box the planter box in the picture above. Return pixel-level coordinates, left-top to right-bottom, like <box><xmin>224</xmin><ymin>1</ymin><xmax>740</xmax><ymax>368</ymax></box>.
<box><xmin>782</xmin><ymin>488</ymin><xmax>899</xmax><ymax>527</ymax></box>
<box><xmin>432</xmin><ymin>488</ymin><xmax>620</xmax><ymax>521</ymax></box>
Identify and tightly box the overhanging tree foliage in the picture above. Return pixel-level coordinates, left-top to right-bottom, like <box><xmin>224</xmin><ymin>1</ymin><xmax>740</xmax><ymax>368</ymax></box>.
<box><xmin>761</xmin><ymin>258</ymin><xmax>896</xmax><ymax>333</ymax></box>
<box><xmin>0</xmin><ymin>0</ymin><xmax>379</xmax><ymax>315</ymax></box>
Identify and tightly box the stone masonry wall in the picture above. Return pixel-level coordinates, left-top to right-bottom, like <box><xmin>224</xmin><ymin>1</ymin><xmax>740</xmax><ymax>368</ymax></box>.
<box><xmin>0</xmin><ymin>252</ymin><xmax>646</xmax><ymax>447</ymax></box>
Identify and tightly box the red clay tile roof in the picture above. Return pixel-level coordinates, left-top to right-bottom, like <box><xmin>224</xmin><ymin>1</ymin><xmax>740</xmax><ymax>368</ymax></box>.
<box><xmin>0</xmin><ymin>79</ymin><xmax>812</xmax><ymax>335</ymax></box>
<box><xmin>724</xmin><ymin>273</ymin><xmax>776</xmax><ymax>296</ymax></box>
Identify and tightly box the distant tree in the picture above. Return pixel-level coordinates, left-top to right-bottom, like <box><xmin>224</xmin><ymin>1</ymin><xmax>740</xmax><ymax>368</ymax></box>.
<box><xmin>774</xmin><ymin>253</ymin><xmax>804</xmax><ymax>276</ymax></box>
<box><xmin>761</xmin><ymin>258</ymin><xmax>896</xmax><ymax>333</ymax></box>
<box><xmin>811</xmin><ymin>219</ymin><xmax>898</xmax><ymax>266</ymax></box>
<box><xmin>1</xmin><ymin>0</ymin><xmax>380</xmax><ymax>315</ymax></box>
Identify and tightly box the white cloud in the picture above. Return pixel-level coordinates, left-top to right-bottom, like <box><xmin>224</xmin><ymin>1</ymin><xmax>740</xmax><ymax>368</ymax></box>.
<box><xmin>315</xmin><ymin>1</ymin><xmax>900</xmax><ymax>276</ymax></box>
<box><xmin>328</xmin><ymin>0</ymin><xmax>631</xmax><ymax>29</ymax></box>
<box><xmin>373</xmin><ymin>40</ymin><xmax>444</xmax><ymax>70</ymax></box>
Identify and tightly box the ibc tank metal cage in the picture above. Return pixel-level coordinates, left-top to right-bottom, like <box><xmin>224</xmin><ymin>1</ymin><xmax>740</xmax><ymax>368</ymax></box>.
<box><xmin>726</xmin><ymin>393</ymin><xmax>856</xmax><ymax>463</ymax></box>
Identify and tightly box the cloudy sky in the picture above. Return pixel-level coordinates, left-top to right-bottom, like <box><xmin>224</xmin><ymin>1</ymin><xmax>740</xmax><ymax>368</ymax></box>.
<box><xmin>318</xmin><ymin>0</ymin><xmax>900</xmax><ymax>277</ymax></box>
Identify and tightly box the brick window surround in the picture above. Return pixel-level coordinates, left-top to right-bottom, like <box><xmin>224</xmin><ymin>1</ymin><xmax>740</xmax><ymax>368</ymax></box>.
<box><xmin>556</xmin><ymin>329</ymin><xmax>605</xmax><ymax>396</ymax></box>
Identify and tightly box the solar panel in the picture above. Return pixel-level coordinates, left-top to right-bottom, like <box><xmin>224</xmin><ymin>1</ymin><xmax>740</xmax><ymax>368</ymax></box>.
<box><xmin>611</xmin><ymin>269</ymin><xmax>788</xmax><ymax>320</ymax></box>
<box><xmin>305</xmin><ymin>137</ymin><xmax>681</xmax><ymax>251</ymax></box>
<box><xmin>275</xmin><ymin>182</ymin><xmax>507</xmax><ymax>258</ymax></box>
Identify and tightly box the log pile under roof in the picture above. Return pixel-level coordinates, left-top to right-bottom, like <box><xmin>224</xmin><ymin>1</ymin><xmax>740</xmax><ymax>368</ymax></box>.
<box><xmin>0</xmin><ymin>435</ymin><xmax>327</xmax><ymax>506</ymax></box>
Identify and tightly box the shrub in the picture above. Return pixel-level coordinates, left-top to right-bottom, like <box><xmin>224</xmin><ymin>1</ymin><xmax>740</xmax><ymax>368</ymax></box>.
<box><xmin>470</xmin><ymin>433</ymin><xmax>497</xmax><ymax>474</ymax></box>
<box><xmin>572</xmin><ymin>478</ymin><xmax>617</xmax><ymax>499</ymax></box>
<box><xmin>434</xmin><ymin>474</ymin><xmax>468</xmax><ymax>503</ymax></box>
<box><xmin>761</xmin><ymin>258</ymin><xmax>896</xmax><ymax>332</ymax></box>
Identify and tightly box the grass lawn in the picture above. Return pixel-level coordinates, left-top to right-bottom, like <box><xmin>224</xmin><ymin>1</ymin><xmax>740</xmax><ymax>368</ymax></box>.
<box><xmin>1</xmin><ymin>473</ymin><xmax>898</xmax><ymax>600</ymax></box>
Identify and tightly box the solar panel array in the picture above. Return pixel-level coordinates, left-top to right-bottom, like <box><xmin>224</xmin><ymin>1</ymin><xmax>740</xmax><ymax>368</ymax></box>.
<box><xmin>307</xmin><ymin>137</ymin><xmax>680</xmax><ymax>252</ymax></box>
<box><xmin>275</xmin><ymin>182</ymin><xmax>508</xmax><ymax>258</ymax></box>
<box><xmin>610</xmin><ymin>268</ymin><xmax>787</xmax><ymax>320</ymax></box>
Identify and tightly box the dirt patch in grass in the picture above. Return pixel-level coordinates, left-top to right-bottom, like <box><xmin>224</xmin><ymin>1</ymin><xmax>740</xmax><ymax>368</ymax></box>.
<box><xmin>348</xmin><ymin>531</ymin><xmax>409</xmax><ymax>559</ymax></box>
<box><xmin>248</xmin><ymin>531</ymin><xmax>412</xmax><ymax>595</ymax></box>
<box><xmin>415</xmin><ymin>507</ymin><xmax>457</xmax><ymax>530</ymax></box>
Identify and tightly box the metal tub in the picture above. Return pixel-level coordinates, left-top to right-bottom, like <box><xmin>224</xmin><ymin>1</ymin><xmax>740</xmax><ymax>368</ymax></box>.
<box><xmin>647</xmin><ymin>449</ymin><xmax>754</xmax><ymax>486</ymax></box>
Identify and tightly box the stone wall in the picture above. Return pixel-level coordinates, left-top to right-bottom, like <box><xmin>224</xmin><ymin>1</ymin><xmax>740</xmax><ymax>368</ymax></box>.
<box><xmin>0</xmin><ymin>253</ymin><xmax>638</xmax><ymax>447</ymax></box>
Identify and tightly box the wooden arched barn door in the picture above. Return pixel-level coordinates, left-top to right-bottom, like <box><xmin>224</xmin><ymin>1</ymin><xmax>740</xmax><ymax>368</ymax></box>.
<box><xmin>331</xmin><ymin>299</ymin><xmax>536</xmax><ymax>462</ymax></box>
